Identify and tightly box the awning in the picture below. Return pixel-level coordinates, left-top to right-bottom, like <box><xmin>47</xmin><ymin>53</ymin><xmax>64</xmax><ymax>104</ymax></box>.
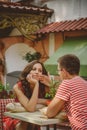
<box><xmin>44</xmin><ymin>38</ymin><xmax>87</xmax><ymax>77</ymax></box>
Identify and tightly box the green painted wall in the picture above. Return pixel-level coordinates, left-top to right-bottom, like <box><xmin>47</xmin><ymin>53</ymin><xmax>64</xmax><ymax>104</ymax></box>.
<box><xmin>44</xmin><ymin>38</ymin><xmax>87</xmax><ymax>77</ymax></box>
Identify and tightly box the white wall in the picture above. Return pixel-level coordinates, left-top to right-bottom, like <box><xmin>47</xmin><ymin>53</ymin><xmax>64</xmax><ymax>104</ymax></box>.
<box><xmin>45</xmin><ymin>0</ymin><xmax>87</xmax><ymax>22</ymax></box>
<box><xmin>5</xmin><ymin>43</ymin><xmax>35</xmax><ymax>73</ymax></box>
<box><xmin>5</xmin><ymin>43</ymin><xmax>36</xmax><ymax>88</ymax></box>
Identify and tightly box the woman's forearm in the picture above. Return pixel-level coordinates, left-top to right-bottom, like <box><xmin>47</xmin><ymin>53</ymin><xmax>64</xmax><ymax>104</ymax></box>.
<box><xmin>27</xmin><ymin>82</ymin><xmax>39</xmax><ymax>111</ymax></box>
<box><xmin>38</xmin><ymin>98</ymin><xmax>49</xmax><ymax>105</ymax></box>
<box><xmin>13</xmin><ymin>82</ymin><xmax>39</xmax><ymax>112</ymax></box>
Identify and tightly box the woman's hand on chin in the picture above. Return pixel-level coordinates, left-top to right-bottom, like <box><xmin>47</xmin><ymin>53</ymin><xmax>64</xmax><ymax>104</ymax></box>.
<box><xmin>26</xmin><ymin>74</ymin><xmax>39</xmax><ymax>86</ymax></box>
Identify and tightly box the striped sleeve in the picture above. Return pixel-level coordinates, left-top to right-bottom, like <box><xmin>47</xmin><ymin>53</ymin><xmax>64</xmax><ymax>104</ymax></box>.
<box><xmin>55</xmin><ymin>80</ymin><xmax>71</xmax><ymax>101</ymax></box>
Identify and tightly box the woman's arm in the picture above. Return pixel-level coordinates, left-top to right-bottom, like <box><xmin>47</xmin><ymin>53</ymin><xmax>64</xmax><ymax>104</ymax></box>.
<box><xmin>37</xmin><ymin>98</ymin><xmax>50</xmax><ymax>105</ymax></box>
<box><xmin>39</xmin><ymin>75</ymin><xmax>51</xmax><ymax>87</ymax></box>
<box><xmin>13</xmin><ymin>77</ymin><xmax>39</xmax><ymax>112</ymax></box>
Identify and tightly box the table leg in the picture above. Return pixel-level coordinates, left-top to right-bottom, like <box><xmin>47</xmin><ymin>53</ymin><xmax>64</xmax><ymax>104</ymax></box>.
<box><xmin>40</xmin><ymin>125</ymin><xmax>49</xmax><ymax>130</ymax></box>
<box><xmin>46</xmin><ymin>125</ymin><xmax>49</xmax><ymax>130</ymax></box>
<box><xmin>41</xmin><ymin>124</ymin><xmax>56</xmax><ymax>130</ymax></box>
<box><xmin>53</xmin><ymin>124</ymin><xmax>56</xmax><ymax>130</ymax></box>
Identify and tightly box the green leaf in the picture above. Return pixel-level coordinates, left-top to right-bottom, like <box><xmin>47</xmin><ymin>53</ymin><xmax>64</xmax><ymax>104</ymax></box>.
<box><xmin>23</xmin><ymin>52</ymin><xmax>41</xmax><ymax>62</ymax></box>
<box><xmin>45</xmin><ymin>79</ymin><xmax>60</xmax><ymax>99</ymax></box>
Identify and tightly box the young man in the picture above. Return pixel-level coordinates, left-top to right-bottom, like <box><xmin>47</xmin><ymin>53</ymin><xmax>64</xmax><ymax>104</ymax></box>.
<box><xmin>46</xmin><ymin>54</ymin><xmax>87</xmax><ymax>130</ymax></box>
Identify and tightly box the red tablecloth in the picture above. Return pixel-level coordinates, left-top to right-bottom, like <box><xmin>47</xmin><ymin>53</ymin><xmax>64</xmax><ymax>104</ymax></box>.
<box><xmin>0</xmin><ymin>99</ymin><xmax>14</xmax><ymax>130</ymax></box>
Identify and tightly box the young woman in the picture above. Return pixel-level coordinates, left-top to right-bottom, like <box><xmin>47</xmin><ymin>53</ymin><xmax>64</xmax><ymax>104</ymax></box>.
<box><xmin>3</xmin><ymin>60</ymin><xmax>51</xmax><ymax>130</ymax></box>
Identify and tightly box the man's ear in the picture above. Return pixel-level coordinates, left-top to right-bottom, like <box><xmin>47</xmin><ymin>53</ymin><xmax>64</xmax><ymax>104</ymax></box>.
<box><xmin>63</xmin><ymin>68</ymin><xmax>70</xmax><ymax>78</ymax></box>
<box><xmin>62</xmin><ymin>68</ymin><xmax>66</xmax><ymax>73</ymax></box>
<box><xmin>62</xmin><ymin>68</ymin><xmax>68</xmax><ymax>77</ymax></box>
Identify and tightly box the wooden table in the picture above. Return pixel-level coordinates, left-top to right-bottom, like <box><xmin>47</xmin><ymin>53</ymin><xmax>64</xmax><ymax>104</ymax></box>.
<box><xmin>4</xmin><ymin>111</ymin><xmax>71</xmax><ymax>130</ymax></box>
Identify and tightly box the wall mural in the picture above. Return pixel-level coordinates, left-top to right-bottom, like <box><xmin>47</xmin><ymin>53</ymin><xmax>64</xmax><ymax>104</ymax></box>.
<box><xmin>0</xmin><ymin>13</ymin><xmax>48</xmax><ymax>41</ymax></box>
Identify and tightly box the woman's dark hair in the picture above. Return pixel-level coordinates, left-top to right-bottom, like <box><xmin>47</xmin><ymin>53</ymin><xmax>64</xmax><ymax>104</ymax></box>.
<box><xmin>18</xmin><ymin>60</ymin><xmax>48</xmax><ymax>98</ymax></box>
<box><xmin>57</xmin><ymin>54</ymin><xmax>80</xmax><ymax>75</ymax></box>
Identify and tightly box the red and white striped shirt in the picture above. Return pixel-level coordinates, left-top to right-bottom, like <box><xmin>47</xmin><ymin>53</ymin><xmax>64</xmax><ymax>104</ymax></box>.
<box><xmin>55</xmin><ymin>76</ymin><xmax>87</xmax><ymax>130</ymax></box>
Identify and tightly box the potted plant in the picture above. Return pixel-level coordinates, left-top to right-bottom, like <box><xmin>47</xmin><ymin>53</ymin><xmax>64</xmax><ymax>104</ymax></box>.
<box><xmin>23</xmin><ymin>52</ymin><xmax>42</xmax><ymax>62</ymax></box>
<box><xmin>0</xmin><ymin>82</ymin><xmax>14</xmax><ymax>99</ymax></box>
<box><xmin>0</xmin><ymin>83</ymin><xmax>15</xmax><ymax>130</ymax></box>
<box><xmin>45</xmin><ymin>79</ymin><xmax>60</xmax><ymax>103</ymax></box>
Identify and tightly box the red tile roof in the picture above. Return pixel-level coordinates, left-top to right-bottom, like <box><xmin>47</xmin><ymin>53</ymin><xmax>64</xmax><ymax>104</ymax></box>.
<box><xmin>36</xmin><ymin>18</ymin><xmax>87</xmax><ymax>34</ymax></box>
<box><xmin>0</xmin><ymin>1</ymin><xmax>54</xmax><ymax>16</ymax></box>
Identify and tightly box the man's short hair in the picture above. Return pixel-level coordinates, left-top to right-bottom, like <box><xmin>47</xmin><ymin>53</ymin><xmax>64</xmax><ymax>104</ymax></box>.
<box><xmin>57</xmin><ymin>54</ymin><xmax>80</xmax><ymax>75</ymax></box>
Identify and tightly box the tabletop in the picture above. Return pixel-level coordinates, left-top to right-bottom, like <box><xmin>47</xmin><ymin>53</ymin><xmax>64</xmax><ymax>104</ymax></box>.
<box><xmin>4</xmin><ymin>111</ymin><xmax>70</xmax><ymax>127</ymax></box>
<box><xmin>4</xmin><ymin>111</ymin><xmax>71</xmax><ymax>130</ymax></box>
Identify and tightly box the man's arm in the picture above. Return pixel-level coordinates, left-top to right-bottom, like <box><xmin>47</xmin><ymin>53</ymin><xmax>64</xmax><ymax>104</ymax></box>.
<box><xmin>46</xmin><ymin>97</ymin><xmax>65</xmax><ymax>118</ymax></box>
